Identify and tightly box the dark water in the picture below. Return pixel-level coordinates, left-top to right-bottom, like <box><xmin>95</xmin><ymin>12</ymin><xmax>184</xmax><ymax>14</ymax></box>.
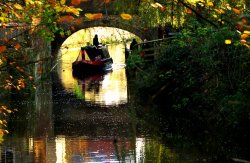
<box><xmin>1</xmin><ymin>44</ymin><xmax>249</xmax><ymax>163</ymax></box>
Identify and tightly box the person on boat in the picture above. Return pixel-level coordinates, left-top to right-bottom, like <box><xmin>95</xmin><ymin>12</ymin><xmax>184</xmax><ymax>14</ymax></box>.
<box><xmin>130</xmin><ymin>38</ymin><xmax>138</xmax><ymax>51</ymax></box>
<box><xmin>81</xmin><ymin>47</ymin><xmax>85</xmax><ymax>60</ymax></box>
<box><xmin>93</xmin><ymin>34</ymin><xmax>100</xmax><ymax>47</ymax></box>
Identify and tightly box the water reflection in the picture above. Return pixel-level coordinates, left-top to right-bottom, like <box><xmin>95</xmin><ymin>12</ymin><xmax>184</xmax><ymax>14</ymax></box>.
<box><xmin>3</xmin><ymin>134</ymin><xmax>222</xmax><ymax>162</ymax></box>
<box><xmin>2</xmin><ymin>27</ymin><xmax>244</xmax><ymax>163</ymax></box>
<box><xmin>57</xmin><ymin>43</ymin><xmax>128</xmax><ymax>106</ymax></box>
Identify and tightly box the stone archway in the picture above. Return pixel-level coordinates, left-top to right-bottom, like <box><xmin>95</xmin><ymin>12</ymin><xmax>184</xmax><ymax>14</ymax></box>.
<box><xmin>52</xmin><ymin>15</ymin><xmax>158</xmax><ymax>53</ymax></box>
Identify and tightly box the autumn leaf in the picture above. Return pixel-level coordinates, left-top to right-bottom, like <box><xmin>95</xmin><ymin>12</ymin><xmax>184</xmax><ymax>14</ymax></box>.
<box><xmin>4</xmin><ymin>85</ymin><xmax>12</xmax><ymax>90</ymax></box>
<box><xmin>243</xmin><ymin>30</ymin><xmax>250</xmax><ymax>35</ymax></box>
<box><xmin>240</xmin><ymin>39</ymin><xmax>247</xmax><ymax>44</ymax></box>
<box><xmin>0</xmin><ymin>17</ymin><xmax>9</xmax><ymax>23</ymax></box>
<box><xmin>104</xmin><ymin>0</ymin><xmax>111</xmax><ymax>3</ymax></box>
<box><xmin>207</xmin><ymin>2</ymin><xmax>214</xmax><ymax>7</ymax></box>
<box><xmin>1</xmin><ymin>106</ymin><xmax>7</xmax><ymax>110</ymax></box>
<box><xmin>65</xmin><ymin>6</ymin><xmax>81</xmax><ymax>16</ymax></box>
<box><xmin>75</xmin><ymin>19</ymin><xmax>82</xmax><ymax>25</ymax></box>
<box><xmin>71</xmin><ymin>0</ymin><xmax>81</xmax><ymax>5</ymax></box>
<box><xmin>14</xmin><ymin>3</ymin><xmax>23</xmax><ymax>10</ymax></box>
<box><xmin>160</xmin><ymin>5</ymin><xmax>166</xmax><ymax>12</ymax></box>
<box><xmin>187</xmin><ymin>8</ymin><xmax>192</xmax><ymax>14</ymax></box>
<box><xmin>12</xmin><ymin>11</ymin><xmax>22</xmax><ymax>19</ymax></box>
<box><xmin>32</xmin><ymin>17</ymin><xmax>41</xmax><ymax>26</ymax></box>
<box><xmin>18</xmin><ymin>79</ymin><xmax>25</xmax><ymax>88</ymax></box>
<box><xmin>120</xmin><ymin>13</ymin><xmax>132</xmax><ymax>21</ymax></box>
<box><xmin>54</xmin><ymin>5</ymin><xmax>63</xmax><ymax>12</ymax></box>
<box><xmin>14</xmin><ymin>43</ymin><xmax>22</xmax><ymax>50</ymax></box>
<box><xmin>225</xmin><ymin>39</ymin><xmax>232</xmax><ymax>44</ymax></box>
<box><xmin>232</xmin><ymin>8</ymin><xmax>241</xmax><ymax>14</ymax></box>
<box><xmin>155</xmin><ymin>2</ymin><xmax>163</xmax><ymax>8</ymax></box>
<box><xmin>58</xmin><ymin>15</ymin><xmax>75</xmax><ymax>23</ymax></box>
<box><xmin>236</xmin><ymin>24</ymin><xmax>243</xmax><ymax>31</ymax></box>
<box><xmin>28</xmin><ymin>76</ymin><xmax>34</xmax><ymax>81</ymax></box>
<box><xmin>16</xmin><ymin>86</ymin><xmax>21</xmax><ymax>91</ymax></box>
<box><xmin>241</xmin><ymin>33</ymin><xmax>249</xmax><ymax>39</ymax></box>
<box><xmin>48</xmin><ymin>0</ymin><xmax>57</xmax><ymax>6</ymax></box>
<box><xmin>241</xmin><ymin>18</ymin><xmax>247</xmax><ymax>24</ymax></box>
<box><xmin>61</xmin><ymin>0</ymin><xmax>66</xmax><ymax>5</ymax></box>
<box><xmin>37</xmin><ymin>67</ymin><xmax>43</xmax><ymax>75</ymax></box>
<box><xmin>85</xmin><ymin>13</ymin><xmax>103</xmax><ymax>20</ymax></box>
<box><xmin>0</xmin><ymin>46</ymin><xmax>7</xmax><ymax>53</ymax></box>
<box><xmin>71</xmin><ymin>26</ymin><xmax>76</xmax><ymax>31</ymax></box>
<box><xmin>71</xmin><ymin>0</ymin><xmax>89</xmax><ymax>5</ymax></box>
<box><xmin>214</xmin><ymin>9</ymin><xmax>225</xmax><ymax>14</ymax></box>
<box><xmin>3</xmin><ymin>37</ymin><xmax>8</xmax><ymax>42</ymax></box>
<box><xmin>16</xmin><ymin>66</ymin><xmax>24</xmax><ymax>72</ymax></box>
<box><xmin>100</xmin><ymin>0</ymin><xmax>110</xmax><ymax>6</ymax></box>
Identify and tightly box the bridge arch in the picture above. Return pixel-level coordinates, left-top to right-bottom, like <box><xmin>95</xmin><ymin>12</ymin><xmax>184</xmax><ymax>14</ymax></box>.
<box><xmin>52</xmin><ymin>16</ymin><xmax>158</xmax><ymax>53</ymax></box>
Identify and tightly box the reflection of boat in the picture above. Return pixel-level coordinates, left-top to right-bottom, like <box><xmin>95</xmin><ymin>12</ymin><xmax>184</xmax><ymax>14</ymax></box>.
<box><xmin>76</xmin><ymin>73</ymin><xmax>105</xmax><ymax>93</ymax></box>
<box><xmin>72</xmin><ymin>45</ymin><xmax>113</xmax><ymax>77</ymax></box>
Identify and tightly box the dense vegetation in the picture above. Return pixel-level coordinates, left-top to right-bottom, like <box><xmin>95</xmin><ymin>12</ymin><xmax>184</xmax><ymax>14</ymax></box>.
<box><xmin>126</xmin><ymin>1</ymin><xmax>250</xmax><ymax>159</ymax></box>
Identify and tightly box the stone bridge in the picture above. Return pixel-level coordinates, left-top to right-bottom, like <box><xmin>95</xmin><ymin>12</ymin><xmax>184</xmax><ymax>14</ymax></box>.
<box><xmin>52</xmin><ymin>15</ymin><xmax>158</xmax><ymax>52</ymax></box>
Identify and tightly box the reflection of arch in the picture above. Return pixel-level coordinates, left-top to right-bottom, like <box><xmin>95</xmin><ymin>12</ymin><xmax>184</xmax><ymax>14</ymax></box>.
<box><xmin>52</xmin><ymin>16</ymin><xmax>158</xmax><ymax>53</ymax></box>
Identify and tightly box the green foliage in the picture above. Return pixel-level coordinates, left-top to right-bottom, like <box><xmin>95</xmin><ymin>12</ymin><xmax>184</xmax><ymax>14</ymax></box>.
<box><xmin>126</xmin><ymin>50</ymin><xmax>145</xmax><ymax>70</ymax></box>
<box><xmin>133</xmin><ymin>26</ymin><xmax>250</xmax><ymax>131</ymax></box>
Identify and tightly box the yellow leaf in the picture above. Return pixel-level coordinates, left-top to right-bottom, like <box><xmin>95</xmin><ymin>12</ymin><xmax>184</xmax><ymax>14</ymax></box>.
<box><xmin>85</xmin><ymin>13</ymin><xmax>103</xmax><ymax>20</ymax></box>
<box><xmin>65</xmin><ymin>7</ymin><xmax>81</xmax><ymax>16</ymax></box>
<box><xmin>243</xmin><ymin>30</ymin><xmax>250</xmax><ymax>35</ymax></box>
<box><xmin>151</xmin><ymin>3</ymin><xmax>158</xmax><ymax>8</ymax></box>
<box><xmin>25</xmin><ymin>0</ymin><xmax>35</xmax><ymax>5</ymax></box>
<box><xmin>225</xmin><ymin>39</ymin><xmax>232</xmax><ymax>44</ymax></box>
<box><xmin>6</xmin><ymin>109</ymin><xmax>12</xmax><ymax>113</ymax></box>
<box><xmin>207</xmin><ymin>2</ymin><xmax>213</xmax><ymax>7</ymax></box>
<box><xmin>120</xmin><ymin>13</ymin><xmax>132</xmax><ymax>20</ymax></box>
<box><xmin>0</xmin><ymin>17</ymin><xmax>9</xmax><ymax>23</ymax></box>
<box><xmin>17</xmin><ymin>86</ymin><xmax>21</xmax><ymax>91</ymax></box>
<box><xmin>0</xmin><ymin>129</ymin><xmax>4</xmax><ymax>136</ymax></box>
<box><xmin>1</xmin><ymin>106</ymin><xmax>8</xmax><ymax>111</ymax></box>
<box><xmin>214</xmin><ymin>9</ymin><xmax>225</xmax><ymax>14</ymax></box>
<box><xmin>32</xmin><ymin>17</ymin><xmax>41</xmax><ymax>26</ymax></box>
<box><xmin>14</xmin><ymin>3</ymin><xmax>23</xmax><ymax>10</ymax></box>
<box><xmin>155</xmin><ymin>2</ymin><xmax>163</xmax><ymax>8</ymax></box>
<box><xmin>54</xmin><ymin>5</ymin><xmax>63</xmax><ymax>12</ymax></box>
<box><xmin>61</xmin><ymin>0</ymin><xmax>66</xmax><ymax>5</ymax></box>
<box><xmin>12</xmin><ymin>11</ymin><xmax>22</xmax><ymax>19</ymax></box>
<box><xmin>212</xmin><ymin>14</ymin><xmax>218</xmax><ymax>19</ymax></box>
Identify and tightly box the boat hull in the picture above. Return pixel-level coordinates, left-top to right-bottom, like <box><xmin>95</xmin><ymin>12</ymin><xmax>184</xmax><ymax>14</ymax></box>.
<box><xmin>72</xmin><ymin>58</ymin><xmax>113</xmax><ymax>77</ymax></box>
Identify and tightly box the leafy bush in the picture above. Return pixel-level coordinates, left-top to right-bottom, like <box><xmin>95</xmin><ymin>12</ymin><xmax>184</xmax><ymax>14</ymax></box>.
<box><xmin>133</xmin><ymin>26</ymin><xmax>250</xmax><ymax>131</ymax></box>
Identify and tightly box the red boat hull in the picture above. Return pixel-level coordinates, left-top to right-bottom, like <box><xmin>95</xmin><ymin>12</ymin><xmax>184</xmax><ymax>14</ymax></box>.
<box><xmin>72</xmin><ymin>58</ymin><xmax>113</xmax><ymax>77</ymax></box>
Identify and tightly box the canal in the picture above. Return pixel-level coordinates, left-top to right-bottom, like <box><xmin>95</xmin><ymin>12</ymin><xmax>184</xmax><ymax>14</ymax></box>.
<box><xmin>0</xmin><ymin>36</ymin><xmax>249</xmax><ymax>162</ymax></box>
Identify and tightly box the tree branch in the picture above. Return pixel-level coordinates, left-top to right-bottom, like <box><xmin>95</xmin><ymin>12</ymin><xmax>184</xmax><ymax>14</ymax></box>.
<box><xmin>176</xmin><ymin>0</ymin><xmax>219</xmax><ymax>28</ymax></box>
